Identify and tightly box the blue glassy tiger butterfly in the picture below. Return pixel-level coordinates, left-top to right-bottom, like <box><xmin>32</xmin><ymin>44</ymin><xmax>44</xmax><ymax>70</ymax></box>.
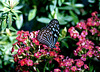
<box><xmin>37</xmin><ymin>19</ymin><xmax>59</xmax><ymax>48</ymax></box>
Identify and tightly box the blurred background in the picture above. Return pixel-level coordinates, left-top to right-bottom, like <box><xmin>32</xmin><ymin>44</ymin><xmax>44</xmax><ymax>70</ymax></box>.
<box><xmin>0</xmin><ymin>0</ymin><xmax>100</xmax><ymax>71</ymax></box>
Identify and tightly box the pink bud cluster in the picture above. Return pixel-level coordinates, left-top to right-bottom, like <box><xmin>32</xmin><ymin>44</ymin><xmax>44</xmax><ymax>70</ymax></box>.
<box><xmin>11</xmin><ymin>11</ymin><xmax>100</xmax><ymax>72</ymax></box>
<box><xmin>68</xmin><ymin>11</ymin><xmax>100</xmax><ymax>61</ymax></box>
<box><xmin>12</xmin><ymin>30</ymin><xmax>89</xmax><ymax>72</ymax></box>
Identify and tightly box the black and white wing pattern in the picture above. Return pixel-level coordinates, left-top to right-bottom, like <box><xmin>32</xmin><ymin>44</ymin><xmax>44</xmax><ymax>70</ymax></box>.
<box><xmin>37</xmin><ymin>19</ymin><xmax>59</xmax><ymax>48</ymax></box>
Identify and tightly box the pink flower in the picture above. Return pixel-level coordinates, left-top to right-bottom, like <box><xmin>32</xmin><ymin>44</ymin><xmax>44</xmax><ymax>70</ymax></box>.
<box><xmin>76</xmin><ymin>22</ymin><xmax>83</xmax><ymax>29</ymax></box>
<box><xmin>19</xmin><ymin>58</ymin><xmax>27</xmax><ymax>66</ymax></box>
<box><xmin>71</xmin><ymin>66</ymin><xmax>77</xmax><ymax>71</ymax></box>
<box><xmin>70</xmin><ymin>30</ymin><xmax>79</xmax><ymax>39</ymax></box>
<box><xmin>24</xmin><ymin>47</ymin><xmax>30</xmax><ymax>51</ymax></box>
<box><xmin>54</xmin><ymin>57</ymin><xmax>61</xmax><ymax>63</ymax></box>
<box><xmin>73</xmin><ymin>50</ymin><xmax>78</xmax><ymax>56</ymax></box>
<box><xmin>98</xmin><ymin>32</ymin><xmax>100</xmax><ymax>36</ymax></box>
<box><xmin>68</xmin><ymin>27</ymin><xmax>75</xmax><ymax>32</ymax></box>
<box><xmin>95</xmin><ymin>46</ymin><xmax>100</xmax><ymax>52</ymax></box>
<box><xmin>87</xmin><ymin>22</ymin><xmax>92</xmax><ymax>26</ymax></box>
<box><xmin>81</xmin><ymin>31</ymin><xmax>88</xmax><ymax>37</ymax></box>
<box><xmin>78</xmin><ymin>35</ymin><xmax>86</xmax><ymax>41</ymax></box>
<box><xmin>63</xmin><ymin>69</ymin><xmax>69</xmax><ymax>72</ymax></box>
<box><xmin>87</xmin><ymin>18</ymin><xmax>93</xmax><ymax>22</ymax></box>
<box><xmin>40</xmin><ymin>49</ymin><xmax>47</xmax><ymax>55</ymax></box>
<box><xmin>34</xmin><ymin>52</ymin><xmax>41</xmax><ymax>58</ymax></box>
<box><xmin>59</xmin><ymin>61</ymin><xmax>65</xmax><ymax>67</ymax></box>
<box><xmin>59</xmin><ymin>55</ymin><xmax>64</xmax><ymax>59</ymax></box>
<box><xmin>92</xmin><ymin>22</ymin><xmax>97</xmax><ymax>26</ymax></box>
<box><xmin>17</xmin><ymin>48</ymin><xmax>24</xmax><ymax>55</ymax></box>
<box><xmin>49</xmin><ymin>51</ymin><xmax>57</xmax><ymax>57</ymax></box>
<box><xmin>54</xmin><ymin>68</ymin><xmax>61</xmax><ymax>72</ymax></box>
<box><xmin>32</xmin><ymin>38</ymin><xmax>39</xmax><ymax>45</ymax></box>
<box><xmin>76</xmin><ymin>22</ymin><xmax>87</xmax><ymax>29</ymax></box>
<box><xmin>91</xmin><ymin>11</ymin><xmax>98</xmax><ymax>17</ymax></box>
<box><xmin>87</xmin><ymin>50</ymin><xmax>93</xmax><ymax>57</ymax></box>
<box><xmin>90</xmin><ymin>28</ymin><xmax>98</xmax><ymax>35</ymax></box>
<box><xmin>11</xmin><ymin>46</ymin><xmax>15</xmax><ymax>53</ymax></box>
<box><xmin>87</xmin><ymin>45</ymin><xmax>94</xmax><ymax>50</ymax></box>
<box><xmin>22</xmin><ymin>70</ymin><xmax>29</xmax><ymax>72</ymax></box>
<box><xmin>76</xmin><ymin>60</ymin><xmax>84</xmax><ymax>67</ymax></box>
<box><xmin>14</xmin><ymin>54</ymin><xmax>19</xmax><ymax>62</ymax></box>
<box><xmin>65</xmin><ymin>61</ymin><xmax>72</xmax><ymax>67</ymax></box>
<box><xmin>84</xmin><ymin>64</ymin><xmax>89</xmax><ymax>69</ymax></box>
<box><xmin>81</xmin><ymin>54</ymin><xmax>86</xmax><ymax>61</ymax></box>
<box><xmin>26</xmin><ymin>59</ymin><xmax>33</xmax><ymax>66</ymax></box>
<box><xmin>76</xmin><ymin>46</ymin><xmax>82</xmax><ymax>52</ymax></box>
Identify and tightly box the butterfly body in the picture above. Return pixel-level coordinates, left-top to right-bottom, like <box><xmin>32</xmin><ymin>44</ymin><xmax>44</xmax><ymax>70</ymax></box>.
<box><xmin>37</xmin><ymin>19</ymin><xmax>59</xmax><ymax>48</ymax></box>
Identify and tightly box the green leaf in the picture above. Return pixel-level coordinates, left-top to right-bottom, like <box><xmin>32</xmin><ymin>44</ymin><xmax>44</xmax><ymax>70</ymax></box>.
<box><xmin>37</xmin><ymin>17</ymin><xmax>51</xmax><ymax>24</ymax></box>
<box><xmin>28</xmin><ymin>9</ymin><xmax>37</xmax><ymax>21</ymax></box>
<box><xmin>8</xmin><ymin>13</ymin><xmax>12</xmax><ymax>27</ymax></box>
<box><xmin>16</xmin><ymin>14</ymin><xmax>23</xmax><ymax>29</ymax></box>
<box><xmin>59</xmin><ymin>6</ymin><xmax>73</xmax><ymax>10</ymax></box>
<box><xmin>74</xmin><ymin>8</ymin><xmax>80</xmax><ymax>15</ymax></box>
<box><xmin>62</xmin><ymin>41</ymin><xmax>69</xmax><ymax>48</ymax></box>
<box><xmin>57</xmin><ymin>13</ymin><xmax>67</xmax><ymax>25</ymax></box>
<box><xmin>63</xmin><ymin>2</ymin><xmax>71</xmax><ymax>5</ymax></box>
<box><xmin>50</xmin><ymin>5</ymin><xmax>55</xmax><ymax>12</ymax></box>
<box><xmin>9</xmin><ymin>26</ymin><xmax>17</xmax><ymax>31</ymax></box>
<box><xmin>13</xmin><ymin>5</ymin><xmax>23</xmax><ymax>10</ymax></box>
<box><xmin>12</xmin><ymin>10</ymin><xmax>19</xmax><ymax>19</ymax></box>
<box><xmin>13</xmin><ymin>10</ymin><xmax>22</xmax><ymax>13</ymax></box>
<box><xmin>58</xmin><ymin>0</ymin><xmax>65</xmax><ymax>6</ymax></box>
<box><xmin>69</xmin><ymin>10</ymin><xmax>79</xmax><ymax>24</ymax></box>
<box><xmin>89</xmin><ymin>62</ymin><xmax>94</xmax><ymax>72</ymax></box>
<box><xmin>74</xmin><ymin>4</ymin><xmax>84</xmax><ymax>8</ymax></box>
<box><xmin>52</xmin><ymin>0</ymin><xmax>57</xmax><ymax>8</ymax></box>
<box><xmin>2</xmin><ymin>19</ymin><xmax>7</xmax><ymax>30</ymax></box>
<box><xmin>64</xmin><ymin>16</ymin><xmax>73</xmax><ymax>22</ymax></box>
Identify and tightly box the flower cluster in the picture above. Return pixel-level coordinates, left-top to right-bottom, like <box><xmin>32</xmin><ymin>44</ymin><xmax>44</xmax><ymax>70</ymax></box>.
<box><xmin>68</xmin><ymin>11</ymin><xmax>100</xmax><ymax>61</ymax></box>
<box><xmin>12</xmin><ymin>30</ymin><xmax>89</xmax><ymax>72</ymax></box>
<box><xmin>12</xmin><ymin>11</ymin><xmax>99</xmax><ymax>72</ymax></box>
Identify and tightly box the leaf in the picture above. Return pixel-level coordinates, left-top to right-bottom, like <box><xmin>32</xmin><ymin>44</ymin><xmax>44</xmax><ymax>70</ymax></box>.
<box><xmin>74</xmin><ymin>4</ymin><xmax>84</xmax><ymax>8</ymax></box>
<box><xmin>63</xmin><ymin>2</ymin><xmax>71</xmax><ymax>5</ymax></box>
<box><xmin>8</xmin><ymin>13</ymin><xmax>12</xmax><ymax>27</ymax></box>
<box><xmin>28</xmin><ymin>9</ymin><xmax>37</xmax><ymax>21</ymax></box>
<box><xmin>58</xmin><ymin>0</ymin><xmax>65</xmax><ymax>6</ymax></box>
<box><xmin>59</xmin><ymin>6</ymin><xmax>73</xmax><ymax>10</ymax></box>
<box><xmin>12</xmin><ymin>10</ymin><xmax>19</xmax><ymax>19</ymax></box>
<box><xmin>16</xmin><ymin>14</ymin><xmax>23</xmax><ymax>29</ymax></box>
<box><xmin>69</xmin><ymin>10</ymin><xmax>79</xmax><ymax>24</ymax></box>
<box><xmin>9</xmin><ymin>26</ymin><xmax>17</xmax><ymax>31</ymax></box>
<box><xmin>89</xmin><ymin>62</ymin><xmax>94</xmax><ymax>72</ymax></box>
<box><xmin>50</xmin><ymin>5</ymin><xmax>55</xmax><ymax>12</ymax></box>
<box><xmin>62</xmin><ymin>41</ymin><xmax>69</xmax><ymax>48</ymax></box>
<box><xmin>57</xmin><ymin>13</ymin><xmax>67</xmax><ymax>25</ymax></box>
<box><xmin>52</xmin><ymin>0</ymin><xmax>57</xmax><ymax>8</ymax></box>
<box><xmin>37</xmin><ymin>17</ymin><xmax>51</xmax><ymax>24</ymax></box>
<box><xmin>13</xmin><ymin>5</ymin><xmax>23</xmax><ymax>10</ymax></box>
<box><xmin>74</xmin><ymin>8</ymin><xmax>80</xmax><ymax>15</ymax></box>
<box><xmin>64</xmin><ymin>16</ymin><xmax>73</xmax><ymax>22</ymax></box>
<box><xmin>2</xmin><ymin>19</ymin><xmax>7</xmax><ymax>30</ymax></box>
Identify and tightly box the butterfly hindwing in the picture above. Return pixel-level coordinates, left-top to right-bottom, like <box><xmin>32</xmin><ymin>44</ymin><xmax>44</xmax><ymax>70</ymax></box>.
<box><xmin>37</xmin><ymin>28</ymin><xmax>54</xmax><ymax>48</ymax></box>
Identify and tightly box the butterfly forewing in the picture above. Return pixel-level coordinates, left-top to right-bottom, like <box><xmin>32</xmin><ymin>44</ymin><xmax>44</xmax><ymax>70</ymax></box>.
<box><xmin>46</xmin><ymin>19</ymin><xmax>59</xmax><ymax>46</ymax></box>
<box><xmin>37</xmin><ymin>19</ymin><xmax>59</xmax><ymax>48</ymax></box>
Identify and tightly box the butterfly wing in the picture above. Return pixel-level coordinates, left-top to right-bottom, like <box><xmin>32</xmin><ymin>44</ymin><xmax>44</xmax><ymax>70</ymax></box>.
<box><xmin>37</xmin><ymin>19</ymin><xmax>59</xmax><ymax>48</ymax></box>
<box><xmin>46</xmin><ymin>19</ymin><xmax>59</xmax><ymax>46</ymax></box>
<box><xmin>37</xmin><ymin>28</ymin><xmax>54</xmax><ymax>48</ymax></box>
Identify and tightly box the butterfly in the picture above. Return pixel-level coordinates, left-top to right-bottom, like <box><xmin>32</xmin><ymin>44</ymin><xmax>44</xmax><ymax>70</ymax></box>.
<box><xmin>37</xmin><ymin>19</ymin><xmax>59</xmax><ymax>48</ymax></box>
